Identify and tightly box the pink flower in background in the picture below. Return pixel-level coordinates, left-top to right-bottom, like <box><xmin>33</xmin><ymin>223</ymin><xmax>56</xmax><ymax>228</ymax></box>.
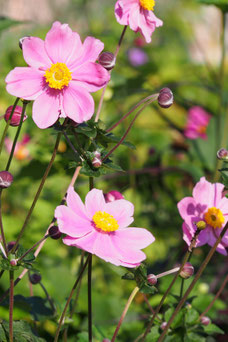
<box><xmin>6</xmin><ymin>22</ymin><xmax>110</xmax><ymax>129</ymax></box>
<box><xmin>55</xmin><ymin>187</ymin><xmax>155</xmax><ymax>267</ymax></box>
<box><xmin>184</xmin><ymin>106</ymin><xmax>211</xmax><ymax>140</ymax></box>
<box><xmin>5</xmin><ymin>134</ymin><xmax>30</xmax><ymax>160</ymax></box>
<box><xmin>115</xmin><ymin>0</ymin><xmax>163</xmax><ymax>43</ymax></box>
<box><xmin>178</xmin><ymin>177</ymin><xmax>228</xmax><ymax>255</ymax></box>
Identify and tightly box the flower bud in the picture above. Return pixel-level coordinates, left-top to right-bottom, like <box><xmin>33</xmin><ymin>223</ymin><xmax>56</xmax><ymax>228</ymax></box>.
<box><xmin>160</xmin><ymin>322</ymin><xmax>167</xmax><ymax>330</ymax></box>
<box><xmin>158</xmin><ymin>88</ymin><xmax>173</xmax><ymax>108</ymax></box>
<box><xmin>29</xmin><ymin>273</ymin><xmax>42</xmax><ymax>285</ymax></box>
<box><xmin>180</xmin><ymin>262</ymin><xmax>194</xmax><ymax>279</ymax></box>
<box><xmin>147</xmin><ymin>274</ymin><xmax>157</xmax><ymax>285</ymax></box>
<box><xmin>217</xmin><ymin>148</ymin><xmax>228</xmax><ymax>161</ymax></box>
<box><xmin>98</xmin><ymin>52</ymin><xmax>116</xmax><ymax>71</ymax></box>
<box><xmin>7</xmin><ymin>241</ymin><xmax>17</xmax><ymax>252</ymax></box>
<box><xmin>200</xmin><ymin>316</ymin><xmax>211</xmax><ymax>326</ymax></box>
<box><xmin>104</xmin><ymin>190</ymin><xmax>124</xmax><ymax>203</ymax></box>
<box><xmin>4</xmin><ymin>105</ymin><xmax>28</xmax><ymax>126</ymax></box>
<box><xmin>48</xmin><ymin>226</ymin><xmax>62</xmax><ymax>240</ymax></box>
<box><xmin>0</xmin><ymin>171</ymin><xmax>13</xmax><ymax>189</ymax></box>
<box><xmin>196</xmin><ymin>220</ymin><xmax>206</xmax><ymax>230</ymax></box>
<box><xmin>10</xmin><ymin>259</ymin><xmax>17</xmax><ymax>266</ymax></box>
<box><xmin>19</xmin><ymin>36</ymin><xmax>30</xmax><ymax>49</ymax></box>
<box><xmin>92</xmin><ymin>151</ymin><xmax>102</xmax><ymax>168</ymax></box>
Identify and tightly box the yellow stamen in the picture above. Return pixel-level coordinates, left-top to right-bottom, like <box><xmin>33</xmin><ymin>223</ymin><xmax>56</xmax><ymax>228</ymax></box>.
<box><xmin>140</xmin><ymin>0</ymin><xmax>155</xmax><ymax>11</ymax></box>
<box><xmin>44</xmin><ymin>62</ymin><xmax>72</xmax><ymax>90</ymax></box>
<box><xmin>93</xmin><ymin>211</ymin><xmax>119</xmax><ymax>232</ymax></box>
<box><xmin>204</xmin><ymin>207</ymin><xmax>224</xmax><ymax>229</ymax></box>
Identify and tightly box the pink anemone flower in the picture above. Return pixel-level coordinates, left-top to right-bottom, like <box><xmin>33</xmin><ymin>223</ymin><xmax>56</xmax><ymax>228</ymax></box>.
<box><xmin>55</xmin><ymin>187</ymin><xmax>155</xmax><ymax>267</ymax></box>
<box><xmin>184</xmin><ymin>106</ymin><xmax>211</xmax><ymax>140</ymax></box>
<box><xmin>5</xmin><ymin>22</ymin><xmax>110</xmax><ymax>129</ymax></box>
<box><xmin>178</xmin><ymin>177</ymin><xmax>228</xmax><ymax>255</ymax></box>
<box><xmin>115</xmin><ymin>0</ymin><xmax>163</xmax><ymax>43</ymax></box>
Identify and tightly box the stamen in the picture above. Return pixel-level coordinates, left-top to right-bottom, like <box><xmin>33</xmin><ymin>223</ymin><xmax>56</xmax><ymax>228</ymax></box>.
<box><xmin>44</xmin><ymin>62</ymin><xmax>72</xmax><ymax>90</ymax></box>
<box><xmin>204</xmin><ymin>207</ymin><xmax>224</xmax><ymax>229</ymax></box>
<box><xmin>93</xmin><ymin>211</ymin><xmax>119</xmax><ymax>232</ymax></box>
<box><xmin>140</xmin><ymin>0</ymin><xmax>155</xmax><ymax>11</ymax></box>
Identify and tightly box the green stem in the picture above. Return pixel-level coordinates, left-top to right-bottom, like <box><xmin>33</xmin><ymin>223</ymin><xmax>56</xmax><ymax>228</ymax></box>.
<box><xmin>9</xmin><ymin>270</ymin><xmax>14</xmax><ymax>342</ymax></box>
<box><xmin>88</xmin><ymin>254</ymin><xmax>92</xmax><ymax>342</ymax></box>
<box><xmin>0</xmin><ymin>190</ymin><xmax>8</xmax><ymax>256</ymax></box>
<box><xmin>17</xmin><ymin>234</ymin><xmax>49</xmax><ymax>263</ymax></box>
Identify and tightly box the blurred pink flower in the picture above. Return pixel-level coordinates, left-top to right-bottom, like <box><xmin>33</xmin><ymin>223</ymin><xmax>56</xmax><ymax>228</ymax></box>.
<box><xmin>5</xmin><ymin>134</ymin><xmax>30</xmax><ymax>160</ymax></box>
<box><xmin>55</xmin><ymin>187</ymin><xmax>155</xmax><ymax>267</ymax></box>
<box><xmin>6</xmin><ymin>22</ymin><xmax>110</xmax><ymax>129</ymax></box>
<box><xmin>178</xmin><ymin>177</ymin><xmax>228</xmax><ymax>255</ymax></box>
<box><xmin>115</xmin><ymin>0</ymin><xmax>163</xmax><ymax>43</ymax></box>
<box><xmin>184</xmin><ymin>106</ymin><xmax>211</xmax><ymax>140</ymax></box>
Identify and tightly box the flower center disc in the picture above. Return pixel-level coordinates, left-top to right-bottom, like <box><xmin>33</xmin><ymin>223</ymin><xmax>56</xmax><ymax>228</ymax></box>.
<box><xmin>93</xmin><ymin>211</ymin><xmax>119</xmax><ymax>232</ymax></box>
<box><xmin>44</xmin><ymin>62</ymin><xmax>72</xmax><ymax>90</ymax></box>
<box><xmin>204</xmin><ymin>207</ymin><xmax>224</xmax><ymax>229</ymax></box>
<box><xmin>140</xmin><ymin>0</ymin><xmax>155</xmax><ymax>11</ymax></box>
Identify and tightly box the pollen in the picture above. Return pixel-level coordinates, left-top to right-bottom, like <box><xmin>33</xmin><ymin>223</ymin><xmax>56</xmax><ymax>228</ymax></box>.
<box><xmin>204</xmin><ymin>207</ymin><xmax>224</xmax><ymax>229</ymax></box>
<box><xmin>93</xmin><ymin>211</ymin><xmax>119</xmax><ymax>232</ymax></box>
<box><xmin>140</xmin><ymin>0</ymin><xmax>155</xmax><ymax>11</ymax></box>
<box><xmin>44</xmin><ymin>63</ymin><xmax>72</xmax><ymax>90</ymax></box>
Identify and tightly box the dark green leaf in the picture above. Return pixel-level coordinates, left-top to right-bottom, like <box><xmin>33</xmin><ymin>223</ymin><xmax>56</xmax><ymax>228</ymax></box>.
<box><xmin>0</xmin><ymin>259</ymin><xmax>19</xmax><ymax>271</ymax></box>
<box><xmin>184</xmin><ymin>332</ymin><xmax>206</xmax><ymax>342</ymax></box>
<box><xmin>145</xmin><ymin>326</ymin><xmax>160</xmax><ymax>342</ymax></box>
<box><xmin>122</xmin><ymin>272</ymin><xmax>135</xmax><ymax>280</ymax></box>
<box><xmin>203</xmin><ymin>323</ymin><xmax>224</xmax><ymax>335</ymax></box>
<box><xmin>0</xmin><ymin>320</ymin><xmax>45</xmax><ymax>341</ymax></box>
<box><xmin>185</xmin><ymin>308</ymin><xmax>199</xmax><ymax>325</ymax></box>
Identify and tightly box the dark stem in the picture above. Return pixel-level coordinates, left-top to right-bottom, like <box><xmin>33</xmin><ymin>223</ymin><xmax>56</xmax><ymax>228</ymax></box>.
<box><xmin>62</xmin><ymin>130</ymin><xmax>81</xmax><ymax>159</ymax></box>
<box><xmin>9</xmin><ymin>270</ymin><xmax>14</xmax><ymax>342</ymax></box>
<box><xmin>88</xmin><ymin>254</ymin><xmax>92</xmax><ymax>342</ymax></box>
<box><xmin>0</xmin><ymin>190</ymin><xmax>8</xmax><ymax>256</ymax></box>
<box><xmin>39</xmin><ymin>281</ymin><xmax>56</xmax><ymax>314</ymax></box>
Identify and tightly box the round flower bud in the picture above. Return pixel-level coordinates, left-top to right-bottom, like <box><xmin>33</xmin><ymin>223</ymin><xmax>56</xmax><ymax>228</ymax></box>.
<box><xmin>29</xmin><ymin>273</ymin><xmax>42</xmax><ymax>285</ymax></box>
<box><xmin>4</xmin><ymin>105</ymin><xmax>28</xmax><ymax>127</ymax></box>
<box><xmin>160</xmin><ymin>322</ymin><xmax>167</xmax><ymax>330</ymax></box>
<box><xmin>200</xmin><ymin>316</ymin><xmax>211</xmax><ymax>326</ymax></box>
<box><xmin>98</xmin><ymin>52</ymin><xmax>116</xmax><ymax>71</ymax></box>
<box><xmin>19</xmin><ymin>36</ymin><xmax>30</xmax><ymax>49</ymax></box>
<box><xmin>158</xmin><ymin>88</ymin><xmax>173</xmax><ymax>109</ymax></box>
<box><xmin>180</xmin><ymin>262</ymin><xmax>194</xmax><ymax>279</ymax></box>
<box><xmin>0</xmin><ymin>171</ymin><xmax>13</xmax><ymax>189</ymax></box>
<box><xmin>217</xmin><ymin>148</ymin><xmax>228</xmax><ymax>161</ymax></box>
<box><xmin>147</xmin><ymin>274</ymin><xmax>157</xmax><ymax>286</ymax></box>
<box><xmin>10</xmin><ymin>259</ymin><xmax>17</xmax><ymax>266</ymax></box>
<box><xmin>92</xmin><ymin>151</ymin><xmax>102</xmax><ymax>168</ymax></box>
<box><xmin>7</xmin><ymin>241</ymin><xmax>17</xmax><ymax>252</ymax></box>
<box><xmin>104</xmin><ymin>190</ymin><xmax>124</xmax><ymax>203</ymax></box>
<box><xmin>196</xmin><ymin>220</ymin><xmax>206</xmax><ymax>230</ymax></box>
<box><xmin>48</xmin><ymin>226</ymin><xmax>62</xmax><ymax>240</ymax></box>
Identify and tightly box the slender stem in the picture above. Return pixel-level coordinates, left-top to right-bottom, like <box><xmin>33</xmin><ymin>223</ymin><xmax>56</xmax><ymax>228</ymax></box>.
<box><xmin>62</xmin><ymin>130</ymin><xmax>81</xmax><ymax>159</ymax></box>
<box><xmin>17</xmin><ymin>234</ymin><xmax>49</xmax><ymax>263</ymax></box>
<box><xmin>199</xmin><ymin>274</ymin><xmax>228</xmax><ymax>319</ymax></box>
<box><xmin>142</xmin><ymin>294</ymin><xmax>157</xmax><ymax>317</ymax></box>
<box><xmin>0</xmin><ymin>97</ymin><xmax>20</xmax><ymax>156</ymax></box>
<box><xmin>9</xmin><ymin>270</ymin><xmax>14</xmax><ymax>342</ymax></box>
<box><xmin>111</xmin><ymin>286</ymin><xmax>139</xmax><ymax>342</ymax></box>
<box><xmin>0</xmin><ymin>191</ymin><xmax>8</xmax><ymax>256</ymax></box>
<box><xmin>179</xmin><ymin>278</ymin><xmax>185</xmax><ymax>299</ymax></box>
<box><xmin>156</xmin><ymin>267</ymin><xmax>180</xmax><ymax>279</ymax></box>
<box><xmin>39</xmin><ymin>281</ymin><xmax>56</xmax><ymax>314</ymax></box>
<box><xmin>54</xmin><ymin>255</ymin><xmax>90</xmax><ymax>342</ymax></box>
<box><xmin>11</xmin><ymin>132</ymin><xmax>62</xmax><ymax>253</ymax></box>
<box><xmin>157</xmin><ymin>224</ymin><xmax>228</xmax><ymax>342</ymax></box>
<box><xmin>88</xmin><ymin>254</ymin><xmax>92</xmax><ymax>342</ymax></box>
<box><xmin>5</xmin><ymin>101</ymin><xmax>27</xmax><ymax>172</ymax></box>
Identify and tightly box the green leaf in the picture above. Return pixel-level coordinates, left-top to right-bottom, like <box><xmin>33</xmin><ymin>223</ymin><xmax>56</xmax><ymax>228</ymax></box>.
<box><xmin>103</xmin><ymin>160</ymin><xmax>125</xmax><ymax>172</ymax></box>
<box><xmin>185</xmin><ymin>308</ymin><xmax>199</xmax><ymax>325</ymax></box>
<box><xmin>139</xmin><ymin>283</ymin><xmax>157</xmax><ymax>294</ymax></box>
<box><xmin>184</xmin><ymin>332</ymin><xmax>206</xmax><ymax>342</ymax></box>
<box><xmin>145</xmin><ymin>326</ymin><xmax>160</xmax><ymax>342</ymax></box>
<box><xmin>122</xmin><ymin>272</ymin><xmax>135</xmax><ymax>280</ymax></box>
<box><xmin>203</xmin><ymin>323</ymin><xmax>224</xmax><ymax>335</ymax></box>
<box><xmin>76</xmin><ymin>332</ymin><xmax>88</xmax><ymax>342</ymax></box>
<box><xmin>74</xmin><ymin>124</ymin><xmax>97</xmax><ymax>138</ymax></box>
<box><xmin>219</xmin><ymin>168</ymin><xmax>228</xmax><ymax>187</ymax></box>
<box><xmin>80</xmin><ymin>160</ymin><xmax>107</xmax><ymax>178</ymax></box>
<box><xmin>0</xmin><ymin>259</ymin><xmax>19</xmax><ymax>271</ymax></box>
<box><xmin>164</xmin><ymin>308</ymin><xmax>184</xmax><ymax>329</ymax></box>
<box><xmin>0</xmin><ymin>320</ymin><xmax>45</xmax><ymax>341</ymax></box>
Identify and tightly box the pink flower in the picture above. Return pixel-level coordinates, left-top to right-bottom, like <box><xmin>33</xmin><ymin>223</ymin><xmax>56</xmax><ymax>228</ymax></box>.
<box><xmin>115</xmin><ymin>0</ymin><xmax>163</xmax><ymax>43</ymax></box>
<box><xmin>177</xmin><ymin>177</ymin><xmax>228</xmax><ymax>255</ymax></box>
<box><xmin>5</xmin><ymin>134</ymin><xmax>30</xmax><ymax>160</ymax></box>
<box><xmin>184</xmin><ymin>106</ymin><xmax>211</xmax><ymax>140</ymax></box>
<box><xmin>55</xmin><ymin>187</ymin><xmax>155</xmax><ymax>267</ymax></box>
<box><xmin>5</xmin><ymin>22</ymin><xmax>110</xmax><ymax>129</ymax></box>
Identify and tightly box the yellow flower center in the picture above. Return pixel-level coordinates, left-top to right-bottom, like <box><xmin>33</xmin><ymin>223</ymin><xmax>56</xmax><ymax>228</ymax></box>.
<box><xmin>197</xmin><ymin>125</ymin><xmax>206</xmax><ymax>135</ymax></box>
<box><xmin>204</xmin><ymin>207</ymin><xmax>224</xmax><ymax>229</ymax></box>
<box><xmin>44</xmin><ymin>62</ymin><xmax>72</xmax><ymax>90</ymax></box>
<box><xmin>92</xmin><ymin>211</ymin><xmax>119</xmax><ymax>232</ymax></box>
<box><xmin>140</xmin><ymin>0</ymin><xmax>155</xmax><ymax>11</ymax></box>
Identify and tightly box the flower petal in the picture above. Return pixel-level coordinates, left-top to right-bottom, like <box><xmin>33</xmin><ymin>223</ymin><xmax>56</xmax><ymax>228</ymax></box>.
<box><xmin>22</xmin><ymin>37</ymin><xmax>51</xmax><ymax>69</ymax></box>
<box><xmin>112</xmin><ymin>227</ymin><xmax>155</xmax><ymax>249</ymax></box>
<box><xmin>32</xmin><ymin>90</ymin><xmax>60</xmax><ymax>128</ymax></box>
<box><xmin>192</xmin><ymin>177</ymin><xmax>214</xmax><ymax>207</ymax></box>
<box><xmin>105</xmin><ymin>199</ymin><xmax>134</xmax><ymax>229</ymax></box>
<box><xmin>66</xmin><ymin>187</ymin><xmax>88</xmax><ymax>219</ymax></box>
<box><xmin>85</xmin><ymin>189</ymin><xmax>106</xmax><ymax>219</ymax></box>
<box><xmin>63</xmin><ymin>230</ymin><xmax>98</xmax><ymax>251</ymax></box>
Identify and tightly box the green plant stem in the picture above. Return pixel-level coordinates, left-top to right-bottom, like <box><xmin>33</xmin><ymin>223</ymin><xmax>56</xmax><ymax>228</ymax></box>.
<box><xmin>88</xmin><ymin>254</ymin><xmax>92</xmax><ymax>342</ymax></box>
<box><xmin>157</xmin><ymin>224</ymin><xmax>228</xmax><ymax>342</ymax></box>
<box><xmin>5</xmin><ymin>101</ymin><xmax>28</xmax><ymax>172</ymax></box>
<box><xmin>54</xmin><ymin>255</ymin><xmax>90</xmax><ymax>342</ymax></box>
<box><xmin>0</xmin><ymin>97</ymin><xmax>20</xmax><ymax>156</ymax></box>
<box><xmin>0</xmin><ymin>191</ymin><xmax>8</xmax><ymax>256</ymax></box>
<box><xmin>9</xmin><ymin>270</ymin><xmax>14</xmax><ymax>342</ymax></box>
<box><xmin>111</xmin><ymin>286</ymin><xmax>139</xmax><ymax>342</ymax></box>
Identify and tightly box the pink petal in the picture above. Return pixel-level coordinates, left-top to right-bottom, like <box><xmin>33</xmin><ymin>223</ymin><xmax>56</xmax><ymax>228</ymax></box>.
<box><xmin>85</xmin><ymin>189</ymin><xmax>106</xmax><ymax>219</ymax></box>
<box><xmin>55</xmin><ymin>205</ymin><xmax>92</xmax><ymax>237</ymax></box>
<box><xmin>22</xmin><ymin>37</ymin><xmax>51</xmax><ymax>69</ymax></box>
<box><xmin>105</xmin><ymin>199</ymin><xmax>134</xmax><ymax>229</ymax></box>
<box><xmin>71</xmin><ymin>62</ymin><xmax>110</xmax><ymax>92</ymax></box>
<box><xmin>112</xmin><ymin>227</ymin><xmax>155</xmax><ymax>249</ymax></box>
<box><xmin>45</xmin><ymin>21</ymin><xmax>82</xmax><ymax>64</ymax></box>
<box><xmin>192</xmin><ymin>177</ymin><xmax>214</xmax><ymax>207</ymax></box>
<box><xmin>115</xmin><ymin>0</ymin><xmax>137</xmax><ymax>25</ymax></box>
<box><xmin>128</xmin><ymin>4</ymin><xmax>140</xmax><ymax>31</ymax></box>
<box><xmin>66</xmin><ymin>187</ymin><xmax>88</xmax><ymax>220</ymax></box>
<box><xmin>62</xmin><ymin>83</ymin><xmax>94</xmax><ymax>123</ymax></box>
<box><xmin>177</xmin><ymin>196</ymin><xmax>206</xmax><ymax>228</ymax></box>
<box><xmin>207</xmin><ymin>230</ymin><xmax>227</xmax><ymax>255</ymax></box>
<box><xmin>6</xmin><ymin>67</ymin><xmax>44</xmax><ymax>100</ymax></box>
<box><xmin>32</xmin><ymin>90</ymin><xmax>61</xmax><ymax>128</ymax></box>
<box><xmin>63</xmin><ymin>230</ymin><xmax>98</xmax><ymax>252</ymax></box>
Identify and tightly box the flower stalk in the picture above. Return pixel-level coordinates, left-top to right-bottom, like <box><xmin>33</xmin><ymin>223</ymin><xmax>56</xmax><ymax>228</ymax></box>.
<box><xmin>9</xmin><ymin>270</ymin><xmax>14</xmax><ymax>342</ymax></box>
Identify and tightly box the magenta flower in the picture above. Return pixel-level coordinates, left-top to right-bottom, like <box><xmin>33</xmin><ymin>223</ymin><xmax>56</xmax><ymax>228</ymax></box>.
<box><xmin>184</xmin><ymin>106</ymin><xmax>211</xmax><ymax>140</ymax></box>
<box><xmin>5</xmin><ymin>22</ymin><xmax>110</xmax><ymax>129</ymax></box>
<box><xmin>115</xmin><ymin>0</ymin><xmax>163</xmax><ymax>43</ymax></box>
<box><xmin>178</xmin><ymin>177</ymin><xmax>228</xmax><ymax>255</ymax></box>
<box><xmin>55</xmin><ymin>187</ymin><xmax>155</xmax><ymax>267</ymax></box>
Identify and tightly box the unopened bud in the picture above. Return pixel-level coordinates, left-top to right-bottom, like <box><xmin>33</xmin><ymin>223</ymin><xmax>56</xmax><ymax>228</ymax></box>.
<box><xmin>29</xmin><ymin>273</ymin><xmax>42</xmax><ymax>285</ymax></box>
<box><xmin>196</xmin><ymin>220</ymin><xmax>206</xmax><ymax>230</ymax></box>
<box><xmin>180</xmin><ymin>262</ymin><xmax>194</xmax><ymax>279</ymax></box>
<box><xmin>92</xmin><ymin>151</ymin><xmax>102</xmax><ymax>168</ymax></box>
<box><xmin>4</xmin><ymin>105</ymin><xmax>28</xmax><ymax>126</ymax></box>
<box><xmin>10</xmin><ymin>259</ymin><xmax>17</xmax><ymax>266</ymax></box>
<box><xmin>98</xmin><ymin>52</ymin><xmax>116</xmax><ymax>71</ymax></box>
<box><xmin>200</xmin><ymin>316</ymin><xmax>211</xmax><ymax>326</ymax></box>
<box><xmin>147</xmin><ymin>274</ymin><xmax>157</xmax><ymax>286</ymax></box>
<box><xmin>19</xmin><ymin>36</ymin><xmax>30</xmax><ymax>49</ymax></box>
<box><xmin>49</xmin><ymin>226</ymin><xmax>62</xmax><ymax>240</ymax></box>
<box><xmin>0</xmin><ymin>171</ymin><xmax>13</xmax><ymax>189</ymax></box>
<box><xmin>158</xmin><ymin>88</ymin><xmax>173</xmax><ymax>108</ymax></box>
<box><xmin>7</xmin><ymin>241</ymin><xmax>17</xmax><ymax>252</ymax></box>
<box><xmin>104</xmin><ymin>190</ymin><xmax>124</xmax><ymax>203</ymax></box>
<box><xmin>217</xmin><ymin>148</ymin><xmax>228</xmax><ymax>161</ymax></box>
<box><xmin>160</xmin><ymin>322</ymin><xmax>167</xmax><ymax>330</ymax></box>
